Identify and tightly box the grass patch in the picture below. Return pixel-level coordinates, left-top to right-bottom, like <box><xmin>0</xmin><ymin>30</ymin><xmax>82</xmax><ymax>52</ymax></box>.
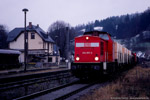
<box><xmin>80</xmin><ymin>64</ymin><xmax>150</xmax><ymax>100</ymax></box>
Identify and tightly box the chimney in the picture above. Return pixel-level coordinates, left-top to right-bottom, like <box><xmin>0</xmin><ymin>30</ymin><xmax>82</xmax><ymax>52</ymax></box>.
<box><xmin>29</xmin><ymin>22</ymin><xmax>32</xmax><ymax>28</ymax></box>
<box><xmin>47</xmin><ymin>32</ymin><xmax>49</xmax><ymax>37</ymax></box>
<box><xmin>37</xmin><ymin>24</ymin><xmax>39</xmax><ymax>28</ymax></box>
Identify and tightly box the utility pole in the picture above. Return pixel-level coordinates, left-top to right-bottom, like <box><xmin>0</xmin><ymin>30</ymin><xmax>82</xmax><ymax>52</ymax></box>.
<box><xmin>22</xmin><ymin>8</ymin><xmax>29</xmax><ymax>72</ymax></box>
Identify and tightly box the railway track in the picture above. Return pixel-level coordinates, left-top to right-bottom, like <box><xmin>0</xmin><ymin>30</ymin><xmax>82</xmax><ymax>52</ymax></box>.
<box><xmin>13</xmin><ymin>80</ymin><xmax>80</xmax><ymax>100</ymax></box>
<box><xmin>13</xmin><ymin>80</ymin><xmax>98</xmax><ymax>100</ymax></box>
<box><xmin>0</xmin><ymin>73</ymin><xmax>72</xmax><ymax>91</ymax></box>
<box><xmin>0</xmin><ymin>70</ymin><xmax>75</xmax><ymax>100</ymax></box>
<box><xmin>1</xmin><ymin>66</ymin><xmax>132</xmax><ymax>100</ymax></box>
<box><xmin>54</xmin><ymin>81</ymin><xmax>98</xmax><ymax>100</ymax></box>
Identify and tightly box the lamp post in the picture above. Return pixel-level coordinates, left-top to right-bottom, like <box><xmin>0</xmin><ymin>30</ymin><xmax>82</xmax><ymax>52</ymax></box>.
<box><xmin>55</xmin><ymin>36</ymin><xmax>58</xmax><ymax>65</ymax></box>
<box><xmin>22</xmin><ymin>8</ymin><xmax>29</xmax><ymax>71</ymax></box>
<box><xmin>66</xmin><ymin>27</ymin><xmax>70</xmax><ymax>68</ymax></box>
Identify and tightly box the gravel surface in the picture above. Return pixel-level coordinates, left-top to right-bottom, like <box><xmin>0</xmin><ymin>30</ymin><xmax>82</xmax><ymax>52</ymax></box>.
<box><xmin>66</xmin><ymin>81</ymin><xmax>109</xmax><ymax>100</ymax></box>
<box><xmin>0</xmin><ymin>76</ymin><xmax>76</xmax><ymax>100</ymax></box>
<box><xmin>31</xmin><ymin>81</ymin><xmax>109</xmax><ymax>100</ymax></box>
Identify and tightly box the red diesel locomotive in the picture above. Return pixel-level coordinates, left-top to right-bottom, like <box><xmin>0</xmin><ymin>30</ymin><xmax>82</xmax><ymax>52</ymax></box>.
<box><xmin>71</xmin><ymin>31</ymin><xmax>137</xmax><ymax>78</ymax></box>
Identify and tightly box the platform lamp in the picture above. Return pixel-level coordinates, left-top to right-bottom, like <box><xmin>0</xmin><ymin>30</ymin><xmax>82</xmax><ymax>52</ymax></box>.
<box><xmin>22</xmin><ymin>8</ymin><xmax>29</xmax><ymax>72</ymax></box>
<box><xmin>55</xmin><ymin>36</ymin><xmax>58</xmax><ymax>65</ymax></box>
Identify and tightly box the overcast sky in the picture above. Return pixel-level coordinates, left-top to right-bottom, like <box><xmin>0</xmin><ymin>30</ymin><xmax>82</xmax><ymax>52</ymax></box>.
<box><xmin>0</xmin><ymin>0</ymin><xmax>150</xmax><ymax>31</ymax></box>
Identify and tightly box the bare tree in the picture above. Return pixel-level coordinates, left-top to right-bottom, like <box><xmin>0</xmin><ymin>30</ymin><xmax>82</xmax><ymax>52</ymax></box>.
<box><xmin>48</xmin><ymin>21</ymin><xmax>69</xmax><ymax>32</ymax></box>
<box><xmin>48</xmin><ymin>21</ymin><xmax>75</xmax><ymax>59</ymax></box>
<box><xmin>0</xmin><ymin>25</ymin><xmax>8</xmax><ymax>49</ymax></box>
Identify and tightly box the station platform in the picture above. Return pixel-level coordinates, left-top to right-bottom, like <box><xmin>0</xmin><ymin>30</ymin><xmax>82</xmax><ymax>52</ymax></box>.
<box><xmin>0</xmin><ymin>66</ymin><xmax>69</xmax><ymax>79</ymax></box>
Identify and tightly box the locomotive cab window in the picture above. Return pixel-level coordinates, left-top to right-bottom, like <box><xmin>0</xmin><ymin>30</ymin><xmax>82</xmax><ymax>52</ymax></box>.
<box><xmin>93</xmin><ymin>32</ymin><xmax>99</xmax><ymax>36</ymax></box>
<box><xmin>85</xmin><ymin>34</ymin><xmax>92</xmax><ymax>36</ymax></box>
<box><xmin>99</xmin><ymin>34</ymin><xmax>109</xmax><ymax>40</ymax></box>
<box><xmin>101</xmin><ymin>42</ymin><xmax>104</xmax><ymax>55</ymax></box>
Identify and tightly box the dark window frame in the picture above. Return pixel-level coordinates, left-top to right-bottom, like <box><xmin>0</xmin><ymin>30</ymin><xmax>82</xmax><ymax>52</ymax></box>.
<box><xmin>48</xmin><ymin>57</ymin><xmax>52</xmax><ymax>62</ymax></box>
<box><xmin>31</xmin><ymin>33</ymin><xmax>35</xmax><ymax>39</ymax></box>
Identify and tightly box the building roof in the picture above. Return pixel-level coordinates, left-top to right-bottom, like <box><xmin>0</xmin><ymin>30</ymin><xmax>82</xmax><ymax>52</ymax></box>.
<box><xmin>7</xmin><ymin>28</ymin><xmax>24</xmax><ymax>42</ymax></box>
<box><xmin>0</xmin><ymin>49</ymin><xmax>21</xmax><ymax>54</ymax></box>
<box><xmin>7</xmin><ymin>23</ymin><xmax>54</xmax><ymax>43</ymax></box>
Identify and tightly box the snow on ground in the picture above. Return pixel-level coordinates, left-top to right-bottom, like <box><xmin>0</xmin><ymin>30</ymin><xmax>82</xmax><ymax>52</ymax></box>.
<box><xmin>136</xmin><ymin>51</ymin><xmax>146</xmax><ymax>58</ymax></box>
<box><xmin>94</xmin><ymin>26</ymin><xmax>103</xmax><ymax>31</ymax></box>
<box><xmin>80</xmin><ymin>29</ymin><xmax>86</xmax><ymax>32</ymax></box>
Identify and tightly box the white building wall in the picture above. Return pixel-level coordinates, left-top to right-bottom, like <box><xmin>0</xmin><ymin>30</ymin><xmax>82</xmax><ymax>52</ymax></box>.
<box><xmin>9</xmin><ymin>33</ymin><xmax>24</xmax><ymax>49</ymax></box>
<box><xmin>28</xmin><ymin>32</ymin><xmax>43</xmax><ymax>49</ymax></box>
<box><xmin>52</xmin><ymin>56</ymin><xmax>60</xmax><ymax>65</ymax></box>
<box><xmin>49</xmin><ymin>43</ymin><xmax>53</xmax><ymax>54</ymax></box>
<box><xmin>9</xmin><ymin>32</ymin><xmax>44</xmax><ymax>50</ymax></box>
<box><xmin>19</xmin><ymin>52</ymin><xmax>24</xmax><ymax>63</ymax></box>
<box><xmin>9</xmin><ymin>31</ymin><xmax>56</xmax><ymax>64</ymax></box>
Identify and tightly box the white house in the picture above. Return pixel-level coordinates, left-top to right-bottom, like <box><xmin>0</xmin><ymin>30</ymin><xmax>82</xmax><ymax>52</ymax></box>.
<box><xmin>7</xmin><ymin>22</ymin><xmax>60</xmax><ymax>66</ymax></box>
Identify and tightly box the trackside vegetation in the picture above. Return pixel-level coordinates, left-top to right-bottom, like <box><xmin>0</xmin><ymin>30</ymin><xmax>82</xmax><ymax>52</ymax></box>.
<box><xmin>80</xmin><ymin>62</ymin><xmax>150</xmax><ymax>100</ymax></box>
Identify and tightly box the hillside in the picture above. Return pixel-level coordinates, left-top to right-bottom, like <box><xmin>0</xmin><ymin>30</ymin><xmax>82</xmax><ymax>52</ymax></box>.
<box><xmin>115</xmin><ymin>30</ymin><xmax>150</xmax><ymax>59</ymax></box>
<box><xmin>74</xmin><ymin>8</ymin><xmax>150</xmax><ymax>59</ymax></box>
<box><xmin>75</xmin><ymin>8</ymin><xmax>150</xmax><ymax>39</ymax></box>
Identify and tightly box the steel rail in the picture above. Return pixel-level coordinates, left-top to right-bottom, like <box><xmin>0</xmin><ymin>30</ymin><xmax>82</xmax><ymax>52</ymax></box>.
<box><xmin>54</xmin><ymin>81</ymin><xmax>98</xmax><ymax>100</ymax></box>
<box><xmin>13</xmin><ymin>80</ymin><xmax>80</xmax><ymax>100</ymax></box>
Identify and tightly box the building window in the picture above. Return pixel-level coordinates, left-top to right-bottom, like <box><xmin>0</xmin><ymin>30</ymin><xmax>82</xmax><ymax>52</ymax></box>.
<box><xmin>31</xmin><ymin>33</ymin><xmax>35</xmax><ymax>39</ymax></box>
<box><xmin>48</xmin><ymin>57</ymin><xmax>52</xmax><ymax>62</ymax></box>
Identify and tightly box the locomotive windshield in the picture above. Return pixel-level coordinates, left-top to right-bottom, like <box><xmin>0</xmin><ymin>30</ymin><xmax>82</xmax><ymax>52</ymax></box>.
<box><xmin>99</xmin><ymin>34</ymin><xmax>109</xmax><ymax>40</ymax></box>
<box><xmin>84</xmin><ymin>34</ymin><xmax>92</xmax><ymax>36</ymax></box>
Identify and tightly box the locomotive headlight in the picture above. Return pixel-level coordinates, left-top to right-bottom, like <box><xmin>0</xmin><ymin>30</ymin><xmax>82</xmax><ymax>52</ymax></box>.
<box><xmin>86</xmin><ymin>37</ymin><xmax>89</xmax><ymax>40</ymax></box>
<box><xmin>95</xmin><ymin>57</ymin><xmax>99</xmax><ymax>61</ymax></box>
<box><xmin>76</xmin><ymin>57</ymin><xmax>80</xmax><ymax>61</ymax></box>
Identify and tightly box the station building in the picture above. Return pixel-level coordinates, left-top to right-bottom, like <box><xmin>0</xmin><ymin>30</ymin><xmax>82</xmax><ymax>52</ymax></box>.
<box><xmin>7</xmin><ymin>22</ymin><xmax>60</xmax><ymax>66</ymax></box>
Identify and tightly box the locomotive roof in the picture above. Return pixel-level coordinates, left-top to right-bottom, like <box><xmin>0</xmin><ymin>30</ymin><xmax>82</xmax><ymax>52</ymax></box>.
<box><xmin>84</xmin><ymin>31</ymin><xmax>111</xmax><ymax>36</ymax></box>
<box><xmin>0</xmin><ymin>49</ymin><xmax>21</xmax><ymax>54</ymax></box>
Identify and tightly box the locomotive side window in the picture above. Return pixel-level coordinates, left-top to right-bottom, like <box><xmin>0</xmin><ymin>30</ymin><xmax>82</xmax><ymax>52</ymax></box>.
<box><xmin>101</xmin><ymin>42</ymin><xmax>104</xmax><ymax>55</ymax></box>
<box><xmin>99</xmin><ymin>34</ymin><xmax>109</xmax><ymax>40</ymax></box>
